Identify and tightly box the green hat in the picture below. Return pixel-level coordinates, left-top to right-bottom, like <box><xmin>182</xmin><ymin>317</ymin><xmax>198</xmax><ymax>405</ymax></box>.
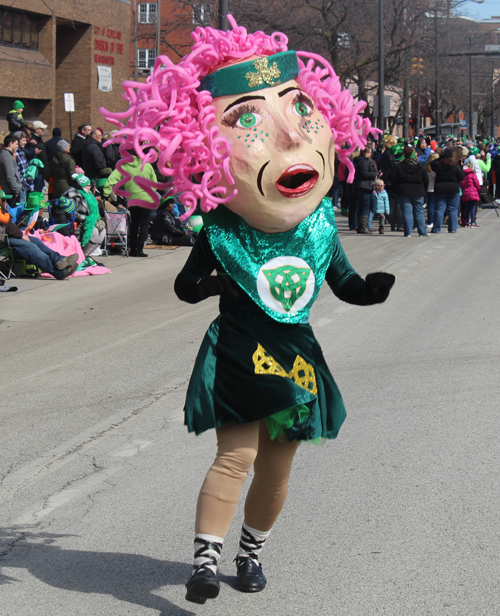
<box><xmin>469</xmin><ymin>146</ymin><xmax>479</xmax><ymax>156</ymax></box>
<box><xmin>72</xmin><ymin>173</ymin><xmax>90</xmax><ymax>188</ymax></box>
<box><xmin>13</xmin><ymin>100</ymin><xmax>24</xmax><ymax>110</ymax></box>
<box><xmin>199</xmin><ymin>51</ymin><xmax>299</xmax><ymax>98</ymax></box>
<box><xmin>0</xmin><ymin>189</ymin><xmax>13</xmax><ymax>199</ymax></box>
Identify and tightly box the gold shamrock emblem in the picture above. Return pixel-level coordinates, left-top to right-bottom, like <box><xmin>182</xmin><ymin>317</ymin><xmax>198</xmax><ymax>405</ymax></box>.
<box><xmin>245</xmin><ymin>57</ymin><xmax>281</xmax><ymax>88</ymax></box>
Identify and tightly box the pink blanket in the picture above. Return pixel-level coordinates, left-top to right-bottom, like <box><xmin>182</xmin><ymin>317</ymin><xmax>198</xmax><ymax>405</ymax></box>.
<box><xmin>32</xmin><ymin>231</ymin><xmax>112</xmax><ymax>277</ymax></box>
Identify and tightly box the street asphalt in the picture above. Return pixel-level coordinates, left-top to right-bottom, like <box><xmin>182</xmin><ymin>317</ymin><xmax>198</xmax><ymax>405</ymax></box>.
<box><xmin>1</xmin><ymin>208</ymin><xmax>499</xmax><ymax>615</ymax></box>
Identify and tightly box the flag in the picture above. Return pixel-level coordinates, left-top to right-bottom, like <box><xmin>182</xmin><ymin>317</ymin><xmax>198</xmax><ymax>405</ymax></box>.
<box><xmin>24</xmin><ymin>207</ymin><xmax>41</xmax><ymax>234</ymax></box>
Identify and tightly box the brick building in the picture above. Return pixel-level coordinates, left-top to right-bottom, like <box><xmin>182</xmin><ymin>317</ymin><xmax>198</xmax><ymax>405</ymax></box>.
<box><xmin>0</xmin><ymin>0</ymin><xmax>131</xmax><ymax>136</ymax></box>
<box><xmin>131</xmin><ymin>1</ymin><xmax>215</xmax><ymax>77</ymax></box>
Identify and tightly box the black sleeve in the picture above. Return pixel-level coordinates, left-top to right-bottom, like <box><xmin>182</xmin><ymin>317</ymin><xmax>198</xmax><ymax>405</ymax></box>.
<box><xmin>422</xmin><ymin>168</ymin><xmax>429</xmax><ymax>192</ymax></box>
<box><xmin>174</xmin><ymin>228</ymin><xmax>222</xmax><ymax>304</ymax></box>
<box><xmin>324</xmin><ymin>235</ymin><xmax>370</xmax><ymax>305</ymax></box>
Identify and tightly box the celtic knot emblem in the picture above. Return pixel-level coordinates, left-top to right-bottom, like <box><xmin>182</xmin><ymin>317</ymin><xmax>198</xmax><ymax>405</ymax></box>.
<box><xmin>245</xmin><ymin>57</ymin><xmax>281</xmax><ymax>88</ymax></box>
<box><xmin>263</xmin><ymin>265</ymin><xmax>311</xmax><ymax>312</ymax></box>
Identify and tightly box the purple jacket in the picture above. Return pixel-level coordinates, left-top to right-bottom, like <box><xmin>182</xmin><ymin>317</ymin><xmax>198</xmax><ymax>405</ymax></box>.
<box><xmin>461</xmin><ymin>168</ymin><xmax>480</xmax><ymax>202</ymax></box>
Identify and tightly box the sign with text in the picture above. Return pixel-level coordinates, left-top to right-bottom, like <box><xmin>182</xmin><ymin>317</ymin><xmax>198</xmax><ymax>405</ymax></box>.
<box><xmin>93</xmin><ymin>26</ymin><xmax>123</xmax><ymax>66</ymax></box>
<box><xmin>97</xmin><ymin>66</ymin><xmax>112</xmax><ymax>92</ymax></box>
<box><xmin>64</xmin><ymin>93</ymin><xmax>75</xmax><ymax>112</ymax></box>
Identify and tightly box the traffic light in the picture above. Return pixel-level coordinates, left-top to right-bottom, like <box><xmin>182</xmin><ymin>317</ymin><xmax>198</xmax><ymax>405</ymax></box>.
<box><xmin>411</xmin><ymin>58</ymin><xmax>424</xmax><ymax>76</ymax></box>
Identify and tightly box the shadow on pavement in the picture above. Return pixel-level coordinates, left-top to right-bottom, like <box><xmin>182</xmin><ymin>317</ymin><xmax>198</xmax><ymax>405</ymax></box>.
<box><xmin>0</xmin><ymin>527</ymin><xmax>195</xmax><ymax>615</ymax></box>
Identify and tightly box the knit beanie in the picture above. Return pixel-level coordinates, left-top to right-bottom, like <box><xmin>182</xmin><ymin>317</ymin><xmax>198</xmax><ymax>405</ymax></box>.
<box><xmin>72</xmin><ymin>173</ymin><xmax>91</xmax><ymax>187</ymax></box>
<box><xmin>52</xmin><ymin>127</ymin><xmax>62</xmax><ymax>137</ymax></box>
<box><xmin>13</xmin><ymin>100</ymin><xmax>24</xmax><ymax>110</ymax></box>
<box><xmin>57</xmin><ymin>140</ymin><xmax>70</xmax><ymax>152</ymax></box>
<box><xmin>58</xmin><ymin>196</ymin><xmax>75</xmax><ymax>214</ymax></box>
<box><xmin>12</xmin><ymin>131</ymin><xmax>24</xmax><ymax>141</ymax></box>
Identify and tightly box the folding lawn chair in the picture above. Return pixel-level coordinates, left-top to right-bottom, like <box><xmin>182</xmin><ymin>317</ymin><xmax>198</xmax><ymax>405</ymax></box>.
<box><xmin>0</xmin><ymin>238</ymin><xmax>16</xmax><ymax>281</ymax></box>
<box><xmin>103</xmin><ymin>209</ymin><xmax>130</xmax><ymax>256</ymax></box>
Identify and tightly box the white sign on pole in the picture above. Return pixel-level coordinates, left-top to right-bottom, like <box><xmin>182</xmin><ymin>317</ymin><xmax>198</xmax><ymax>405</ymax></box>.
<box><xmin>64</xmin><ymin>93</ymin><xmax>75</xmax><ymax>112</ymax></box>
<box><xmin>97</xmin><ymin>66</ymin><xmax>112</xmax><ymax>92</ymax></box>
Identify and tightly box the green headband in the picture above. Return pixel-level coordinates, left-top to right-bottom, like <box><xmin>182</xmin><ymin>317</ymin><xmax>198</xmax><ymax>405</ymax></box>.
<box><xmin>199</xmin><ymin>51</ymin><xmax>299</xmax><ymax>98</ymax></box>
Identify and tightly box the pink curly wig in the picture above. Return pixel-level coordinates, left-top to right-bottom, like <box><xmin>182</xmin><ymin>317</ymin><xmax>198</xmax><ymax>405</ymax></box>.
<box><xmin>100</xmin><ymin>15</ymin><xmax>376</xmax><ymax>217</ymax></box>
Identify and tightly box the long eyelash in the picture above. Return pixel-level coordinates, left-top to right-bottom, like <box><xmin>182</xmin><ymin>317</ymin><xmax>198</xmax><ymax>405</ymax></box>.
<box><xmin>222</xmin><ymin>104</ymin><xmax>260</xmax><ymax>128</ymax></box>
<box><xmin>292</xmin><ymin>91</ymin><xmax>315</xmax><ymax>111</ymax></box>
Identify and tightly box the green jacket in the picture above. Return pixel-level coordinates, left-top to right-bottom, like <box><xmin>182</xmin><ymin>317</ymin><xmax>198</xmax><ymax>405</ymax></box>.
<box><xmin>103</xmin><ymin>157</ymin><xmax>157</xmax><ymax>207</ymax></box>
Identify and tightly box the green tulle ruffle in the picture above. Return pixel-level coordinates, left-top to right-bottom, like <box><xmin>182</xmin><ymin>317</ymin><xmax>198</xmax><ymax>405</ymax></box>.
<box><xmin>265</xmin><ymin>404</ymin><xmax>311</xmax><ymax>442</ymax></box>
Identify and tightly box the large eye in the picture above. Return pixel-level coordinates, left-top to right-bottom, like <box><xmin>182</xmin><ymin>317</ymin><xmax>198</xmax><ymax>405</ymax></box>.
<box><xmin>294</xmin><ymin>101</ymin><xmax>310</xmax><ymax>117</ymax></box>
<box><xmin>237</xmin><ymin>112</ymin><xmax>261</xmax><ymax>129</ymax></box>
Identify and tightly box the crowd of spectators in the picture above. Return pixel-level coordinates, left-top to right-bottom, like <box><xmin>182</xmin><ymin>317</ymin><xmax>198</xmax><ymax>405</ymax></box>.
<box><xmin>1</xmin><ymin>99</ymin><xmax>499</xmax><ymax>291</ymax></box>
<box><xmin>338</xmin><ymin>133</ymin><xmax>500</xmax><ymax>236</ymax></box>
<box><xmin>0</xmin><ymin>100</ymin><xmax>200</xmax><ymax>290</ymax></box>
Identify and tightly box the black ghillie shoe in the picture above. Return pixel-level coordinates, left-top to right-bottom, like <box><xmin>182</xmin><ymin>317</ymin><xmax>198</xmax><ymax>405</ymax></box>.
<box><xmin>185</xmin><ymin>567</ymin><xmax>220</xmax><ymax>604</ymax></box>
<box><xmin>235</xmin><ymin>556</ymin><xmax>267</xmax><ymax>593</ymax></box>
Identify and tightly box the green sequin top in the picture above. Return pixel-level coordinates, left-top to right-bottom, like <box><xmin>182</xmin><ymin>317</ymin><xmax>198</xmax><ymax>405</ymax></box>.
<box><xmin>175</xmin><ymin>199</ymin><xmax>373</xmax><ymax>319</ymax></box>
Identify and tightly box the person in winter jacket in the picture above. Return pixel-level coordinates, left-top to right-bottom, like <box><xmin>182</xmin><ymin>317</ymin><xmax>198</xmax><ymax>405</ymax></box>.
<box><xmin>415</xmin><ymin>138</ymin><xmax>431</xmax><ymax>166</ymax></box>
<box><xmin>12</xmin><ymin>132</ymin><xmax>34</xmax><ymax>205</ymax></box>
<box><xmin>460</xmin><ymin>162</ymin><xmax>481</xmax><ymax>227</ymax></box>
<box><xmin>44</xmin><ymin>140</ymin><xmax>76</xmax><ymax>199</ymax></box>
<box><xmin>0</xmin><ymin>135</ymin><xmax>22</xmax><ymax>206</ymax></box>
<box><xmin>353</xmin><ymin>147</ymin><xmax>377</xmax><ymax>234</ymax></box>
<box><xmin>28</xmin><ymin>121</ymin><xmax>48</xmax><ymax>192</ymax></box>
<box><xmin>465</xmin><ymin>146</ymin><xmax>483</xmax><ymax>186</ymax></box>
<box><xmin>150</xmin><ymin>198</ymin><xmax>198</xmax><ymax>246</ymax></box>
<box><xmin>491</xmin><ymin>149</ymin><xmax>500</xmax><ymax>200</ymax></box>
<box><xmin>389</xmin><ymin>145</ymin><xmax>429</xmax><ymax>237</ymax></box>
<box><xmin>6</xmin><ymin>101</ymin><xmax>26</xmax><ymax>134</ymax></box>
<box><xmin>425</xmin><ymin>152</ymin><xmax>439</xmax><ymax>229</ymax></box>
<box><xmin>370</xmin><ymin>179</ymin><xmax>390</xmax><ymax>234</ymax></box>
<box><xmin>103</xmin><ymin>153</ymin><xmax>158</xmax><ymax>256</ymax></box>
<box><xmin>61</xmin><ymin>174</ymin><xmax>106</xmax><ymax>256</ymax></box>
<box><xmin>82</xmin><ymin>129</ymin><xmax>108</xmax><ymax>180</ymax></box>
<box><xmin>70</xmin><ymin>124</ymin><xmax>92</xmax><ymax>168</ymax></box>
<box><xmin>430</xmin><ymin>148</ymin><xmax>465</xmax><ymax>233</ymax></box>
<box><xmin>44</xmin><ymin>127</ymin><xmax>64</xmax><ymax>162</ymax></box>
<box><xmin>379</xmin><ymin>135</ymin><xmax>404</xmax><ymax>231</ymax></box>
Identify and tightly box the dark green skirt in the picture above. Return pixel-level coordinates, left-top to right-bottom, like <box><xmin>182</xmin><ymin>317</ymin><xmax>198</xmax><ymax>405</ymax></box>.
<box><xmin>184</xmin><ymin>313</ymin><xmax>346</xmax><ymax>442</ymax></box>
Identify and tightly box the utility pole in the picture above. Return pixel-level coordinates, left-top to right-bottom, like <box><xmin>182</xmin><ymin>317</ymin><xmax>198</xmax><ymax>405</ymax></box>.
<box><xmin>156</xmin><ymin>0</ymin><xmax>161</xmax><ymax>59</ymax></box>
<box><xmin>435</xmin><ymin>6</ymin><xmax>441</xmax><ymax>140</ymax></box>
<box><xmin>133</xmin><ymin>0</ymin><xmax>138</xmax><ymax>81</ymax></box>
<box><xmin>219</xmin><ymin>0</ymin><xmax>228</xmax><ymax>31</ymax></box>
<box><xmin>469</xmin><ymin>37</ymin><xmax>473</xmax><ymax>137</ymax></box>
<box><xmin>378</xmin><ymin>0</ymin><xmax>385</xmax><ymax>139</ymax></box>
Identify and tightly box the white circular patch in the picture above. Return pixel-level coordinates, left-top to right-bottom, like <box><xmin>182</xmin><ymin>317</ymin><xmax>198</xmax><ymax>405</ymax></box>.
<box><xmin>256</xmin><ymin>256</ymin><xmax>315</xmax><ymax>314</ymax></box>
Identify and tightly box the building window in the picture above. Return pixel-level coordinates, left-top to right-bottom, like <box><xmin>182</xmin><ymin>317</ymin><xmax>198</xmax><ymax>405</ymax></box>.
<box><xmin>0</xmin><ymin>10</ymin><xmax>40</xmax><ymax>50</ymax></box>
<box><xmin>138</xmin><ymin>3</ymin><xmax>157</xmax><ymax>24</ymax></box>
<box><xmin>138</xmin><ymin>48</ymin><xmax>156</xmax><ymax>69</ymax></box>
<box><xmin>193</xmin><ymin>4</ymin><xmax>210</xmax><ymax>25</ymax></box>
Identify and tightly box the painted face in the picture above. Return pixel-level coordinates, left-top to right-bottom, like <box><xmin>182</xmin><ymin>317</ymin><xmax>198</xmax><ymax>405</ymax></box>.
<box><xmin>213</xmin><ymin>78</ymin><xmax>335</xmax><ymax>233</ymax></box>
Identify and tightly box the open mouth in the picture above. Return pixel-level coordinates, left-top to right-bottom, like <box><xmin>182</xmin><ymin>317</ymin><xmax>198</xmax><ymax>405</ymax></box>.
<box><xmin>275</xmin><ymin>164</ymin><xmax>319</xmax><ymax>198</ymax></box>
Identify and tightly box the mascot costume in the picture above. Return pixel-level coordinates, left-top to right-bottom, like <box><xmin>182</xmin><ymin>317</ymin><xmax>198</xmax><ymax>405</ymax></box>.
<box><xmin>101</xmin><ymin>16</ymin><xmax>395</xmax><ymax>605</ymax></box>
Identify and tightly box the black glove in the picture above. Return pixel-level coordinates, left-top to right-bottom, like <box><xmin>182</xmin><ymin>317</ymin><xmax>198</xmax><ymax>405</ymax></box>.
<box><xmin>197</xmin><ymin>275</ymin><xmax>239</xmax><ymax>301</ymax></box>
<box><xmin>425</xmin><ymin>136</ymin><xmax>431</xmax><ymax>146</ymax></box>
<box><xmin>364</xmin><ymin>272</ymin><xmax>395</xmax><ymax>304</ymax></box>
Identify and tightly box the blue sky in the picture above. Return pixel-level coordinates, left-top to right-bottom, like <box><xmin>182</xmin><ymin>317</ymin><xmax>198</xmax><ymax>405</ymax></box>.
<box><xmin>459</xmin><ymin>1</ymin><xmax>499</xmax><ymax>20</ymax></box>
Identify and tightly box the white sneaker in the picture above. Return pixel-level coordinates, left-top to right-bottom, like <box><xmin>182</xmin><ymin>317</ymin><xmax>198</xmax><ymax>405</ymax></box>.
<box><xmin>426</xmin><ymin>223</ymin><xmax>433</xmax><ymax>231</ymax></box>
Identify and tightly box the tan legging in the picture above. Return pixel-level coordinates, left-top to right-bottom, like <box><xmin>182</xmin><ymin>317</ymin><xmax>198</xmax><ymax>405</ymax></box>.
<box><xmin>195</xmin><ymin>420</ymin><xmax>300</xmax><ymax>537</ymax></box>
